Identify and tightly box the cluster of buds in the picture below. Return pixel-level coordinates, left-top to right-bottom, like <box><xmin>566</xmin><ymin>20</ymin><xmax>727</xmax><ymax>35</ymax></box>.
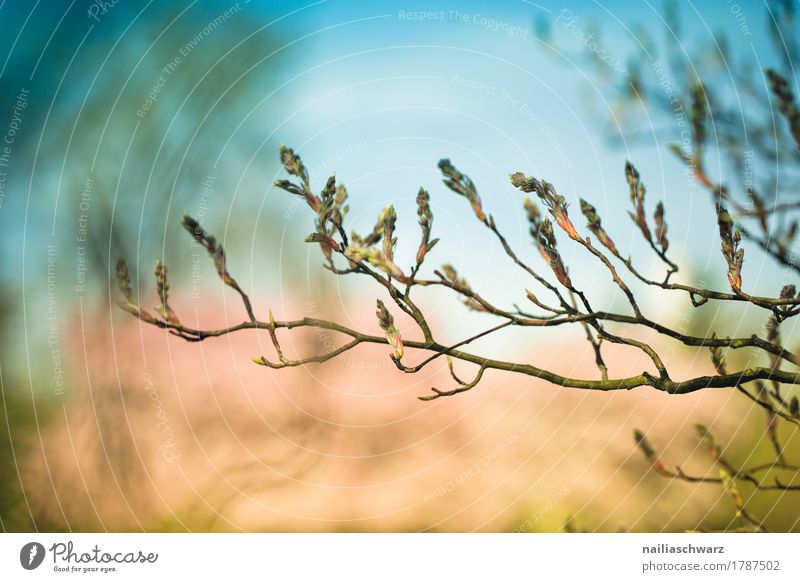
<box><xmin>308</xmin><ymin>175</ymin><xmax>350</xmax><ymax>262</ymax></box>
<box><xmin>352</xmin><ymin>205</ymin><xmax>391</xmax><ymax>249</ymax></box>
<box><xmin>536</xmin><ymin>219</ymin><xmax>572</xmax><ymax>288</ymax></box>
<box><xmin>708</xmin><ymin>333</ymin><xmax>727</xmax><ymax>375</ymax></box>
<box><xmin>579</xmin><ymin>199</ymin><xmax>618</xmax><ymax>254</ymax></box>
<box><xmin>440</xmin><ymin>264</ymin><xmax>485</xmax><ymax>311</ymax></box>
<box><xmin>344</xmin><ymin>204</ymin><xmax>410</xmax><ymax>283</ymax></box>
<box><xmin>690</xmin><ymin>82</ymin><xmax>707</xmax><ymax>147</ymax></box>
<box><xmin>345</xmin><ymin>240</ymin><xmax>409</xmax><ymax>283</ymax></box>
<box><xmin>375</xmin><ymin>299</ymin><xmax>403</xmax><ymax>359</ymax></box>
<box><xmin>279</xmin><ymin>144</ymin><xmax>309</xmax><ymax>185</ymax></box>
<box><xmin>415</xmin><ymin>188</ymin><xmax>438</xmax><ymax>265</ymax></box>
<box><xmin>510</xmin><ymin>172</ymin><xmax>580</xmax><ymax>240</ymax></box>
<box><xmin>624</xmin><ymin>162</ymin><xmax>653</xmax><ymax>243</ymax></box>
<box><xmin>316</xmin><ymin>175</ymin><xmax>344</xmax><ymax>228</ymax></box>
<box><xmin>276</xmin><ymin>147</ymin><xmax>355</xmax><ymax>263</ymax></box>
<box><xmin>633</xmin><ymin>430</ymin><xmax>669</xmax><ymax>476</ymax></box>
<box><xmin>154</xmin><ymin>260</ymin><xmax>179</xmax><ymax>325</ymax></box>
<box><xmin>766</xmin><ymin>68</ymin><xmax>800</xmax><ymax>149</ymax></box>
<box><xmin>276</xmin><ymin>145</ymin><xmax>321</xmax><ymax>212</ymax></box>
<box><xmin>716</xmin><ymin>204</ymin><xmax>744</xmax><ymax>291</ymax></box>
<box><xmin>182</xmin><ymin>215</ymin><xmax>240</xmax><ymax>291</ymax></box>
<box><xmin>438</xmin><ymin>159</ymin><xmax>487</xmax><ymax>223</ymax></box>
<box><xmin>115</xmin><ymin>258</ymin><xmax>158</xmax><ymax>324</ymax></box>
<box><xmin>308</xmin><ymin>176</ymin><xmax>338</xmax><ymax>261</ymax></box>
<box><xmin>344</xmin><ymin>204</ymin><xmax>411</xmax><ymax>283</ymax></box>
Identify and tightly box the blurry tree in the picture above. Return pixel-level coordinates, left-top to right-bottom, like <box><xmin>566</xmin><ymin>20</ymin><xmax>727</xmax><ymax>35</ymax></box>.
<box><xmin>0</xmin><ymin>2</ymin><xmax>295</xmax><ymax>531</ymax></box>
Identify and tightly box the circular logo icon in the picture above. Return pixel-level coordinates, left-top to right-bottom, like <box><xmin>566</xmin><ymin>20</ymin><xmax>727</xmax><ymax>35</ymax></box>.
<box><xmin>20</xmin><ymin>542</ymin><xmax>46</xmax><ymax>570</ymax></box>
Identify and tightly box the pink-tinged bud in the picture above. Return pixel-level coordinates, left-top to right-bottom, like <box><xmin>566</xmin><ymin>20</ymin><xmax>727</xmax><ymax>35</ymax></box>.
<box><xmin>597</xmin><ymin>230</ymin><xmax>617</xmax><ymax>254</ymax></box>
<box><xmin>416</xmin><ymin>244</ymin><xmax>427</xmax><ymax>265</ymax></box>
<box><xmin>634</xmin><ymin>429</ymin><xmax>666</xmax><ymax>476</ymax></box>
<box><xmin>306</xmin><ymin>193</ymin><xmax>322</xmax><ymax>213</ymax></box>
<box><xmin>470</xmin><ymin>199</ymin><xmax>486</xmax><ymax>223</ymax></box>
<box><xmin>579</xmin><ymin>198</ymin><xmax>617</xmax><ymax>253</ymax></box>
<box><xmin>727</xmin><ymin>270</ymin><xmax>742</xmax><ymax>291</ymax></box>
<box><xmin>552</xmin><ymin>260</ymin><xmax>572</xmax><ymax>288</ymax></box>
<box><xmin>375</xmin><ymin>299</ymin><xmax>403</xmax><ymax>359</ymax></box>
<box><xmin>716</xmin><ymin>204</ymin><xmax>745</xmax><ymax>292</ymax></box>
<box><xmin>381</xmin><ymin>259</ymin><xmax>406</xmax><ymax>282</ymax></box>
<box><xmin>638</xmin><ymin>215</ymin><xmax>652</xmax><ymax>242</ymax></box>
<box><xmin>629</xmin><ymin>208</ymin><xmax>652</xmax><ymax>242</ymax></box>
<box><xmin>438</xmin><ymin>159</ymin><xmax>486</xmax><ymax>224</ymax></box>
<box><xmin>387</xmin><ymin>327</ymin><xmax>404</xmax><ymax>359</ymax></box>
<box><xmin>536</xmin><ymin>243</ymin><xmax>550</xmax><ymax>263</ymax></box>
<box><xmin>650</xmin><ymin>458</ymin><xmax>669</xmax><ymax>476</ymax></box>
<box><xmin>554</xmin><ymin>209</ymin><xmax>580</xmax><ymax>240</ymax></box>
<box><xmin>322</xmin><ymin>234</ymin><xmax>340</xmax><ymax>252</ymax></box>
<box><xmin>305</xmin><ymin>233</ymin><xmax>341</xmax><ymax>253</ymax></box>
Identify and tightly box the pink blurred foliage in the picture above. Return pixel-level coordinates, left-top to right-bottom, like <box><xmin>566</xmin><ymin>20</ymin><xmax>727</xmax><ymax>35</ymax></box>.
<box><xmin>19</xmin><ymin>292</ymin><xmax>751</xmax><ymax>532</ymax></box>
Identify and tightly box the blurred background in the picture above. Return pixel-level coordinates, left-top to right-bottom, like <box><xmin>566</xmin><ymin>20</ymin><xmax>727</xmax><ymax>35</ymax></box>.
<box><xmin>0</xmin><ymin>0</ymin><xmax>799</xmax><ymax>532</ymax></box>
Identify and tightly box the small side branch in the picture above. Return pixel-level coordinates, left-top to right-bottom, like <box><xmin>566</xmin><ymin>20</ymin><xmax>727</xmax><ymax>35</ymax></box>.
<box><xmin>419</xmin><ymin>364</ymin><xmax>487</xmax><ymax>401</ymax></box>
